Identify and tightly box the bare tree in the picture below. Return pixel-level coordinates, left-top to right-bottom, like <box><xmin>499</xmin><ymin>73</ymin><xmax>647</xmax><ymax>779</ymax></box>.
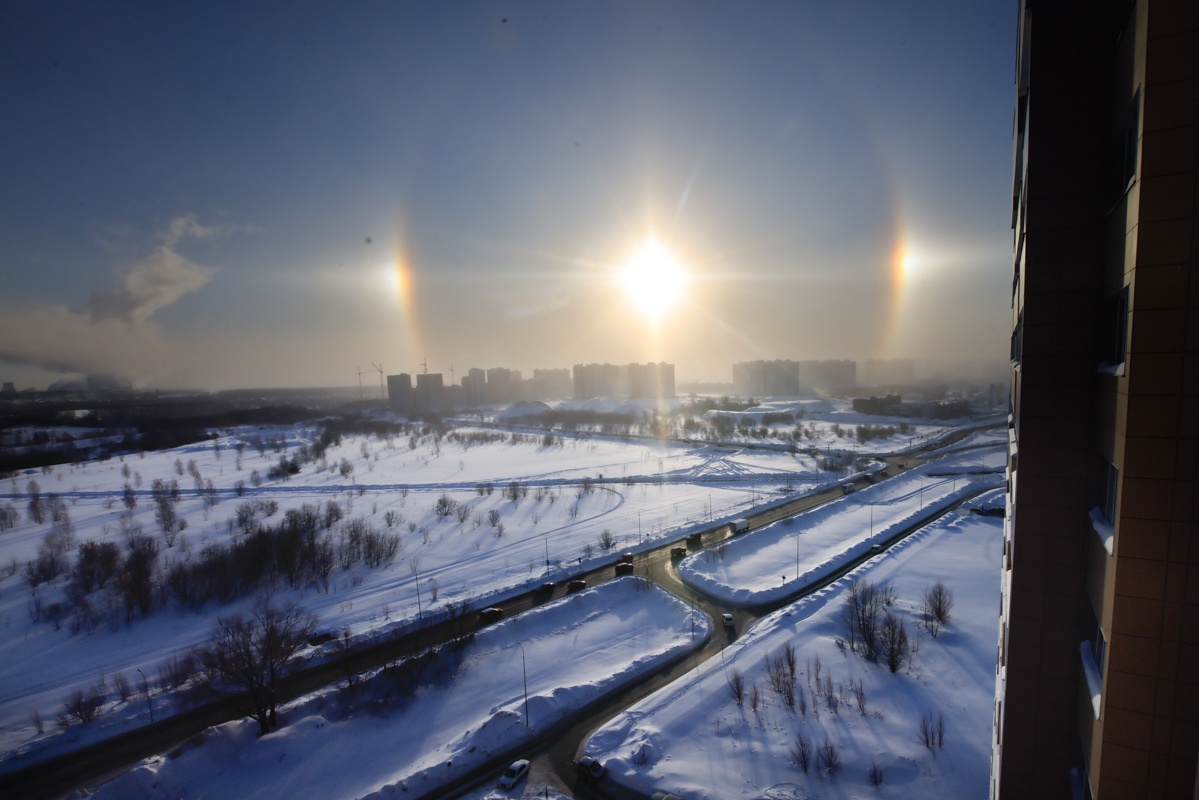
<box><xmin>921</xmin><ymin>581</ymin><xmax>953</xmax><ymax>637</ymax></box>
<box><xmin>727</xmin><ymin>669</ymin><xmax>744</xmax><ymax>706</ymax></box>
<box><xmin>196</xmin><ymin>600</ymin><xmax>317</xmax><ymax>735</ymax></box>
<box><xmin>880</xmin><ymin>612</ymin><xmax>911</xmax><ymax>672</ymax></box>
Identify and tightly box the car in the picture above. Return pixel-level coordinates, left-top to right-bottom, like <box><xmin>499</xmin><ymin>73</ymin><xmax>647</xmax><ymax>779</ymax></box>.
<box><xmin>498</xmin><ymin>758</ymin><xmax>530</xmax><ymax>789</ymax></box>
<box><xmin>617</xmin><ymin>551</ymin><xmax>634</xmax><ymax>564</ymax></box>
<box><xmin>480</xmin><ymin>607</ymin><xmax>504</xmax><ymax>622</ymax></box>
<box><xmin>577</xmin><ymin>755</ymin><xmax>606</xmax><ymax>779</ymax></box>
<box><xmin>841</xmin><ymin>483</ymin><xmax>856</xmax><ymax>494</ymax></box>
<box><xmin>670</xmin><ymin>546</ymin><xmax>688</xmax><ymax>558</ymax></box>
<box><xmin>870</xmin><ymin>543</ymin><xmax>884</xmax><ymax>554</ymax></box>
<box><xmin>722</xmin><ymin>613</ymin><xmax>735</xmax><ymax>628</ymax></box>
<box><xmin>615</xmin><ymin>562</ymin><xmax>634</xmax><ymax>575</ymax></box>
<box><xmin>535</xmin><ymin>581</ymin><xmax>556</xmax><ymax>595</ymax></box>
<box><xmin>567</xmin><ymin>579</ymin><xmax>587</xmax><ymax>593</ymax></box>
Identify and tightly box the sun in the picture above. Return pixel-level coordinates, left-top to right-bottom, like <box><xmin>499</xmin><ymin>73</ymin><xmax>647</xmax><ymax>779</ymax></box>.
<box><xmin>619</xmin><ymin>240</ymin><xmax>687</xmax><ymax>324</ymax></box>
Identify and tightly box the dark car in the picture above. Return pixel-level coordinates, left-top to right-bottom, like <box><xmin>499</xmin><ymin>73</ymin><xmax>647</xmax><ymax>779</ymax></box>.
<box><xmin>617</xmin><ymin>551</ymin><xmax>634</xmax><ymax>564</ymax></box>
<box><xmin>535</xmin><ymin>581</ymin><xmax>556</xmax><ymax>595</ymax></box>
<box><xmin>670</xmin><ymin>546</ymin><xmax>688</xmax><ymax>558</ymax></box>
<box><xmin>480</xmin><ymin>607</ymin><xmax>503</xmax><ymax>622</ymax></box>
<box><xmin>615</xmin><ymin>562</ymin><xmax>634</xmax><ymax>575</ymax></box>
<box><xmin>567</xmin><ymin>579</ymin><xmax>587</xmax><ymax>593</ymax></box>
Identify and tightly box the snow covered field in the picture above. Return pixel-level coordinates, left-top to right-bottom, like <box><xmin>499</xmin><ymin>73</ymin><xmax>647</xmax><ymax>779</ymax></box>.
<box><xmin>86</xmin><ymin>577</ymin><xmax>706</xmax><ymax>800</ymax></box>
<box><xmin>0</xmin><ymin>405</ymin><xmax>1002</xmax><ymax>796</ymax></box>
<box><xmin>587</xmin><ymin>491</ymin><xmax>1005</xmax><ymax>800</ymax></box>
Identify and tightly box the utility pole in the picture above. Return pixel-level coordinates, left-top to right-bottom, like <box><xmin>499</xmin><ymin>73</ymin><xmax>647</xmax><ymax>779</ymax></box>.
<box><xmin>518</xmin><ymin>642</ymin><xmax>529</xmax><ymax>727</ymax></box>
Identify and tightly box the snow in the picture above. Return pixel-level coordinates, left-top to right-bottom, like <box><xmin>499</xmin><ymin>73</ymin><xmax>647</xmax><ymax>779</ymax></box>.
<box><xmin>586</xmin><ymin>493</ymin><xmax>1005</xmax><ymax>800</ymax></box>
<box><xmin>86</xmin><ymin>577</ymin><xmax>706</xmax><ymax>800</ymax></box>
<box><xmin>0</xmin><ymin>413</ymin><xmax>1006</xmax><ymax>795</ymax></box>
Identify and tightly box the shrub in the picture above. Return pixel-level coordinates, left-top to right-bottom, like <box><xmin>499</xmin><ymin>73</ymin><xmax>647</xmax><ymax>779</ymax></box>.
<box><xmin>790</xmin><ymin>734</ymin><xmax>812</xmax><ymax>773</ymax></box>
<box><xmin>817</xmin><ymin>738</ymin><xmax>841</xmax><ymax>775</ymax></box>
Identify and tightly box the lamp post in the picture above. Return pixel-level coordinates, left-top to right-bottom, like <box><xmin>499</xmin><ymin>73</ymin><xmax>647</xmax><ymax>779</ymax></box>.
<box><xmin>517</xmin><ymin>641</ymin><xmax>529</xmax><ymax>727</ymax></box>
<box><xmin>544</xmin><ymin>533</ymin><xmax>549</xmax><ymax>569</ymax></box>
<box><xmin>136</xmin><ymin>668</ymin><xmax>153</xmax><ymax>723</ymax></box>
<box><xmin>414</xmin><ymin>569</ymin><xmax>423</xmax><ymax>620</ymax></box>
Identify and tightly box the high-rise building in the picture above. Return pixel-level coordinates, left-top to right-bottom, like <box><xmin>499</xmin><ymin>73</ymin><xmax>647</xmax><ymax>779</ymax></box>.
<box><xmin>796</xmin><ymin>360</ymin><xmax>857</xmax><ymax>393</ymax></box>
<box><xmin>627</xmin><ymin>362</ymin><xmax>676</xmax><ymax>399</ymax></box>
<box><xmin>995</xmin><ymin>2</ymin><xmax>1199</xmax><ymax>798</ymax></box>
<box><xmin>573</xmin><ymin>363</ymin><xmax>621</xmax><ymax>399</ymax></box>
<box><xmin>386</xmin><ymin>374</ymin><xmax>412</xmax><ymax>409</ymax></box>
<box><xmin>862</xmin><ymin>358</ymin><xmax>915</xmax><ymax>388</ymax></box>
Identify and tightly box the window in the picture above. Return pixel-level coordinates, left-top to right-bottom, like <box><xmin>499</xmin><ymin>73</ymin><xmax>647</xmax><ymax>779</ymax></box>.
<box><xmin>1114</xmin><ymin>93</ymin><xmax>1140</xmax><ymax>198</ymax></box>
<box><xmin>1101</xmin><ymin>458</ymin><xmax>1119</xmax><ymax>525</ymax></box>
<box><xmin>1100</xmin><ymin>286</ymin><xmax>1128</xmax><ymax>369</ymax></box>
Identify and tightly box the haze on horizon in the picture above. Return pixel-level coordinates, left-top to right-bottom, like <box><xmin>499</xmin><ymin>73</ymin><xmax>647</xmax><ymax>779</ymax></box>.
<box><xmin>0</xmin><ymin>1</ymin><xmax>1014</xmax><ymax>392</ymax></box>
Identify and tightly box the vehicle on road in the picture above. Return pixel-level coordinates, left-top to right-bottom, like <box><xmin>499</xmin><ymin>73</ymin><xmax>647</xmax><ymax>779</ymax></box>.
<box><xmin>617</xmin><ymin>551</ymin><xmax>634</xmax><ymax>564</ymax></box>
<box><xmin>722</xmin><ymin>613</ymin><xmax>735</xmax><ymax>629</ymax></box>
<box><xmin>870</xmin><ymin>543</ymin><xmax>884</xmax><ymax>554</ymax></box>
<box><xmin>841</xmin><ymin>483</ymin><xmax>856</xmax><ymax>494</ymax></box>
<box><xmin>577</xmin><ymin>755</ymin><xmax>606</xmax><ymax>779</ymax></box>
<box><xmin>480</xmin><ymin>607</ymin><xmax>504</xmax><ymax>622</ymax></box>
<box><xmin>731</xmin><ymin>518</ymin><xmax>750</xmax><ymax>534</ymax></box>
<box><xmin>670</xmin><ymin>546</ymin><xmax>688</xmax><ymax>558</ymax></box>
<box><xmin>535</xmin><ymin>581</ymin><xmax>556</xmax><ymax>595</ymax></box>
<box><xmin>498</xmin><ymin>759</ymin><xmax>530</xmax><ymax>789</ymax></box>
<box><xmin>615</xmin><ymin>562</ymin><xmax>634</xmax><ymax>575</ymax></box>
<box><xmin>567</xmin><ymin>579</ymin><xmax>587</xmax><ymax>593</ymax></box>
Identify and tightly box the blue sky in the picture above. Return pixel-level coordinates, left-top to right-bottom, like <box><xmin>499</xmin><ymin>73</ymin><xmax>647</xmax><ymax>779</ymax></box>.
<box><xmin>0</xmin><ymin>1</ymin><xmax>1015</xmax><ymax>390</ymax></box>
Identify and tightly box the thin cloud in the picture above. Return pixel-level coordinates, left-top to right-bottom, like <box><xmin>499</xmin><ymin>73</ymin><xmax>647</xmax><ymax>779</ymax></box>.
<box><xmin>86</xmin><ymin>246</ymin><xmax>215</xmax><ymax>324</ymax></box>
<box><xmin>1</xmin><ymin>214</ymin><xmax>225</xmax><ymax>382</ymax></box>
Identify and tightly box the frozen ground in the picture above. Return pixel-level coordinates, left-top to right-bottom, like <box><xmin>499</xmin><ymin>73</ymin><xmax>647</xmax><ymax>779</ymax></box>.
<box><xmin>86</xmin><ymin>577</ymin><xmax>706</xmax><ymax>800</ymax></box>
<box><xmin>587</xmin><ymin>491</ymin><xmax>1005</xmax><ymax>800</ymax></box>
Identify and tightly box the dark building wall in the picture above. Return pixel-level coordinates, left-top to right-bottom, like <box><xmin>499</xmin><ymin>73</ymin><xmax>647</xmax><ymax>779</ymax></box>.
<box><xmin>997</xmin><ymin>2</ymin><xmax>1199</xmax><ymax>798</ymax></box>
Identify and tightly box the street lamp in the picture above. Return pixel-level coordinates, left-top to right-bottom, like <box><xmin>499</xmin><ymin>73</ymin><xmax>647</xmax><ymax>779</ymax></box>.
<box><xmin>414</xmin><ymin>569</ymin><xmax>423</xmax><ymax>620</ymax></box>
<box><xmin>517</xmin><ymin>641</ymin><xmax>529</xmax><ymax>727</ymax></box>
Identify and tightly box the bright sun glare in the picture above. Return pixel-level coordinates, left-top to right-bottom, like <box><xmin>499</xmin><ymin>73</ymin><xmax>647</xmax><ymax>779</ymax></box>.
<box><xmin>619</xmin><ymin>240</ymin><xmax>687</xmax><ymax>324</ymax></box>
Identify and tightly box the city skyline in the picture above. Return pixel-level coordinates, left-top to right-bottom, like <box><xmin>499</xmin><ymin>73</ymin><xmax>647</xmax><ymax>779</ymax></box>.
<box><xmin>1</xmin><ymin>2</ymin><xmax>1015</xmax><ymax>391</ymax></box>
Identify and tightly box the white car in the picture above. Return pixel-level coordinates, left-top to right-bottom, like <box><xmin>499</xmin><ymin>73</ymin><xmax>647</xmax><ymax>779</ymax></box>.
<box><xmin>498</xmin><ymin>759</ymin><xmax>530</xmax><ymax>789</ymax></box>
<box><xmin>722</xmin><ymin>613</ymin><xmax>735</xmax><ymax>628</ymax></box>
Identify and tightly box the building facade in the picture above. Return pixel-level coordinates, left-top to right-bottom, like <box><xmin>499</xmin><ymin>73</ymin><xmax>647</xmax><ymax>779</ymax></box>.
<box><xmin>995</xmin><ymin>2</ymin><xmax>1199</xmax><ymax>798</ymax></box>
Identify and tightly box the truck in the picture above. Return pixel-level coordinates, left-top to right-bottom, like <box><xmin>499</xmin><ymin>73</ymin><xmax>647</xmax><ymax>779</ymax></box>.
<box><xmin>731</xmin><ymin>518</ymin><xmax>750</xmax><ymax>534</ymax></box>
